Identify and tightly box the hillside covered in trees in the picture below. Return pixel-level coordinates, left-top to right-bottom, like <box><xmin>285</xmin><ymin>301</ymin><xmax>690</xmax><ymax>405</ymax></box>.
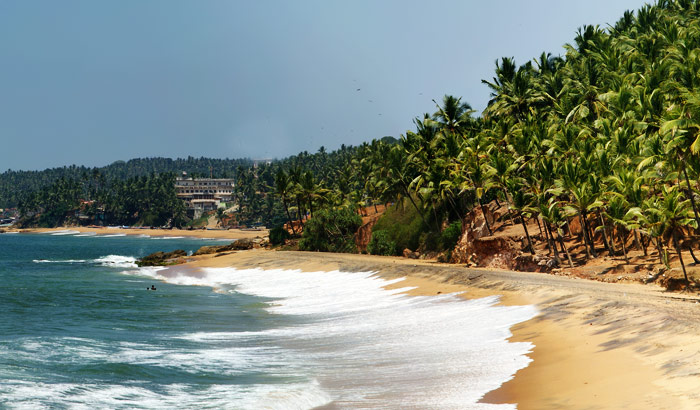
<box><xmin>7</xmin><ymin>0</ymin><xmax>700</xmax><ymax>281</ymax></box>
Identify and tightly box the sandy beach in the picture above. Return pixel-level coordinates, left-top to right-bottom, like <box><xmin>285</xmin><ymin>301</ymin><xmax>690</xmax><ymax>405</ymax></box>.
<box><xmin>183</xmin><ymin>249</ymin><xmax>700</xmax><ymax>409</ymax></box>
<box><xmin>12</xmin><ymin>226</ymin><xmax>267</xmax><ymax>241</ymax></box>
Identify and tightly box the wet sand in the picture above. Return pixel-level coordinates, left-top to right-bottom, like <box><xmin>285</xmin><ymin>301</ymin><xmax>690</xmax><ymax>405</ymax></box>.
<box><xmin>186</xmin><ymin>249</ymin><xmax>700</xmax><ymax>409</ymax></box>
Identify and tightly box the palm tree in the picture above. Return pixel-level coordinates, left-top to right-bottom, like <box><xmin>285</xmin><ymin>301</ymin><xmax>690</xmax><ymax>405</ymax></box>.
<box><xmin>646</xmin><ymin>185</ymin><xmax>697</xmax><ymax>286</ymax></box>
<box><xmin>274</xmin><ymin>169</ymin><xmax>297</xmax><ymax>235</ymax></box>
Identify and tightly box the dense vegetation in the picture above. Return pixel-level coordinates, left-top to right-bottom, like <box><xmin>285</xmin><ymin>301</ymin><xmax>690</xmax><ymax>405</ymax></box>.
<box><xmin>18</xmin><ymin>173</ymin><xmax>187</xmax><ymax>228</ymax></box>
<box><xmin>271</xmin><ymin>0</ymin><xmax>700</xmax><ymax>282</ymax></box>
<box><xmin>0</xmin><ymin>157</ymin><xmax>254</xmax><ymax>209</ymax></box>
<box><xmin>8</xmin><ymin>1</ymin><xmax>700</xmax><ymax>281</ymax></box>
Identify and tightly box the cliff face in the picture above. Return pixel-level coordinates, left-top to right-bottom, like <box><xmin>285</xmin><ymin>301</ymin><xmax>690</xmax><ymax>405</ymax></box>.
<box><xmin>355</xmin><ymin>214</ymin><xmax>381</xmax><ymax>252</ymax></box>
<box><xmin>451</xmin><ymin>201</ymin><xmax>552</xmax><ymax>272</ymax></box>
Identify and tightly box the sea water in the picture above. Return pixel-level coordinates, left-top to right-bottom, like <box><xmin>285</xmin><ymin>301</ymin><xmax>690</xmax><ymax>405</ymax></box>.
<box><xmin>0</xmin><ymin>233</ymin><xmax>537</xmax><ymax>409</ymax></box>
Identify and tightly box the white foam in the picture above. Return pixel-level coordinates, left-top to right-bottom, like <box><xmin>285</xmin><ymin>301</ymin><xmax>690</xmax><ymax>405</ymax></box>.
<box><xmin>32</xmin><ymin>259</ymin><xmax>87</xmax><ymax>264</ymax></box>
<box><xmin>74</xmin><ymin>233</ymin><xmax>97</xmax><ymax>237</ymax></box>
<box><xmin>98</xmin><ymin>234</ymin><xmax>126</xmax><ymax>238</ymax></box>
<box><xmin>0</xmin><ymin>380</ymin><xmax>332</xmax><ymax>410</ymax></box>
<box><xmin>150</xmin><ymin>236</ymin><xmax>186</xmax><ymax>240</ymax></box>
<box><xmin>129</xmin><ymin>266</ymin><xmax>537</xmax><ymax>409</ymax></box>
<box><xmin>50</xmin><ymin>230</ymin><xmax>80</xmax><ymax>236</ymax></box>
<box><xmin>93</xmin><ymin>255</ymin><xmax>137</xmax><ymax>268</ymax></box>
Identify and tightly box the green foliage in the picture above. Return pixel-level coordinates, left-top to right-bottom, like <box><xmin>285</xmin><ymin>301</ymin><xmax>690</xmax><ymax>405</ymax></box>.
<box><xmin>186</xmin><ymin>213</ymin><xmax>210</xmax><ymax>228</ymax></box>
<box><xmin>419</xmin><ymin>231</ymin><xmax>442</xmax><ymax>252</ymax></box>
<box><xmin>298</xmin><ymin>207</ymin><xmax>362</xmax><ymax>253</ymax></box>
<box><xmin>367</xmin><ymin>230</ymin><xmax>397</xmax><ymax>256</ymax></box>
<box><xmin>269</xmin><ymin>226</ymin><xmax>291</xmax><ymax>246</ymax></box>
<box><xmin>441</xmin><ymin>221</ymin><xmax>462</xmax><ymax>250</ymax></box>
<box><xmin>372</xmin><ymin>201</ymin><xmax>425</xmax><ymax>252</ymax></box>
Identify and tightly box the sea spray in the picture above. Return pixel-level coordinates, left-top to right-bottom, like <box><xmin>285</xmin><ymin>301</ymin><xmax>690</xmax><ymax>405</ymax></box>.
<box><xmin>135</xmin><ymin>266</ymin><xmax>538</xmax><ymax>409</ymax></box>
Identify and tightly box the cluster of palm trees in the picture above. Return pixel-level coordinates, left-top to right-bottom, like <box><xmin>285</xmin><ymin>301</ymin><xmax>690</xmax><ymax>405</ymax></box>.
<box><xmin>270</xmin><ymin>1</ymin><xmax>700</xmax><ymax>283</ymax></box>
<box><xmin>19</xmin><ymin>173</ymin><xmax>187</xmax><ymax>228</ymax></box>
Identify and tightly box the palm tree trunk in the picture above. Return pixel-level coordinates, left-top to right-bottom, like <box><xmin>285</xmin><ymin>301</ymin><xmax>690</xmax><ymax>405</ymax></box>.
<box><xmin>582</xmin><ymin>211</ymin><xmax>598</xmax><ymax>258</ymax></box>
<box><xmin>296</xmin><ymin>199</ymin><xmax>304</xmax><ymax>229</ymax></box>
<box><xmin>608</xmin><ymin>226</ymin><xmax>617</xmax><ymax>257</ymax></box>
<box><xmin>619</xmin><ymin>229</ymin><xmax>629</xmax><ymax>264</ymax></box>
<box><xmin>688</xmin><ymin>243</ymin><xmax>700</xmax><ymax>264</ymax></box>
<box><xmin>633</xmin><ymin>229</ymin><xmax>644</xmax><ymax>254</ymax></box>
<box><xmin>565</xmin><ymin>220</ymin><xmax>573</xmax><ymax>238</ymax></box>
<box><xmin>656</xmin><ymin>238</ymin><xmax>667</xmax><ymax>266</ymax></box>
<box><xmin>673</xmin><ymin>229</ymin><xmax>690</xmax><ymax>286</ymax></box>
<box><xmin>597</xmin><ymin>211</ymin><xmax>613</xmax><ymax>255</ymax></box>
<box><xmin>682</xmin><ymin>163</ymin><xmax>700</xmax><ymax>228</ymax></box>
<box><xmin>519</xmin><ymin>211</ymin><xmax>535</xmax><ymax>255</ymax></box>
<box><xmin>536</xmin><ymin>217</ymin><xmax>544</xmax><ymax>238</ymax></box>
<box><xmin>579</xmin><ymin>213</ymin><xmax>592</xmax><ymax>259</ymax></box>
<box><xmin>546</xmin><ymin>222</ymin><xmax>561</xmax><ymax>261</ymax></box>
<box><xmin>503</xmin><ymin>190</ymin><xmax>516</xmax><ymax>226</ymax></box>
<box><xmin>478</xmin><ymin>197</ymin><xmax>493</xmax><ymax>235</ymax></box>
<box><xmin>558</xmin><ymin>232</ymin><xmax>575</xmax><ymax>268</ymax></box>
<box><xmin>543</xmin><ymin>220</ymin><xmax>553</xmax><ymax>256</ymax></box>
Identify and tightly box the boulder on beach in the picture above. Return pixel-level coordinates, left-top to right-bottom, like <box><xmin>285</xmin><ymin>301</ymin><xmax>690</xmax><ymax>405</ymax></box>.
<box><xmin>136</xmin><ymin>249</ymin><xmax>187</xmax><ymax>267</ymax></box>
<box><xmin>193</xmin><ymin>239</ymin><xmax>258</xmax><ymax>256</ymax></box>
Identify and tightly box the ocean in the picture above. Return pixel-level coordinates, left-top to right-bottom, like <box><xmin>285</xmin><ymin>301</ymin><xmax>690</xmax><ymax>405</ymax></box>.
<box><xmin>0</xmin><ymin>232</ymin><xmax>537</xmax><ymax>409</ymax></box>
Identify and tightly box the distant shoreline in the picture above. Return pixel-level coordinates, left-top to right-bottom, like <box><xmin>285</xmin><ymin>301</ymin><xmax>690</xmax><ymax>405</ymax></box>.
<box><xmin>7</xmin><ymin>226</ymin><xmax>268</xmax><ymax>241</ymax></box>
<box><xmin>181</xmin><ymin>249</ymin><xmax>700</xmax><ymax>409</ymax></box>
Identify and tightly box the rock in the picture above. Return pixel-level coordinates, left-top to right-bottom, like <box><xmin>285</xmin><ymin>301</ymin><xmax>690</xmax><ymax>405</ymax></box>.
<box><xmin>403</xmin><ymin>248</ymin><xmax>420</xmax><ymax>259</ymax></box>
<box><xmin>644</xmin><ymin>269</ymin><xmax>665</xmax><ymax>284</ymax></box>
<box><xmin>513</xmin><ymin>254</ymin><xmax>540</xmax><ymax>272</ymax></box>
<box><xmin>193</xmin><ymin>239</ymin><xmax>257</xmax><ymax>255</ymax></box>
<box><xmin>546</xmin><ymin>258</ymin><xmax>560</xmax><ymax>269</ymax></box>
<box><xmin>193</xmin><ymin>245</ymin><xmax>225</xmax><ymax>255</ymax></box>
<box><xmin>660</xmin><ymin>276</ymin><xmax>689</xmax><ymax>291</ymax></box>
<box><xmin>228</xmin><ymin>238</ymin><xmax>256</xmax><ymax>250</ymax></box>
<box><xmin>137</xmin><ymin>249</ymin><xmax>187</xmax><ymax>267</ymax></box>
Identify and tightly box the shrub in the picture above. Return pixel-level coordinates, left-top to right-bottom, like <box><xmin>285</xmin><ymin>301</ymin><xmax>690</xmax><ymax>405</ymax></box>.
<box><xmin>372</xmin><ymin>201</ymin><xmax>425</xmax><ymax>252</ymax></box>
<box><xmin>441</xmin><ymin>221</ymin><xmax>462</xmax><ymax>250</ymax></box>
<box><xmin>367</xmin><ymin>230</ymin><xmax>397</xmax><ymax>256</ymax></box>
<box><xmin>269</xmin><ymin>226</ymin><xmax>290</xmax><ymax>246</ymax></box>
<box><xmin>419</xmin><ymin>231</ymin><xmax>442</xmax><ymax>252</ymax></box>
<box><xmin>299</xmin><ymin>207</ymin><xmax>362</xmax><ymax>253</ymax></box>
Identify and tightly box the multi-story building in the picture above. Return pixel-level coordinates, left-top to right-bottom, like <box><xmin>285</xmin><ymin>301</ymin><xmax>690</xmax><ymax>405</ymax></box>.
<box><xmin>175</xmin><ymin>175</ymin><xmax>235</xmax><ymax>218</ymax></box>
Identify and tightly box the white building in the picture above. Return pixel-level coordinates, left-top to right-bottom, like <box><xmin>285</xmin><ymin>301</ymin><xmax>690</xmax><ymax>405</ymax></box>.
<box><xmin>175</xmin><ymin>176</ymin><xmax>235</xmax><ymax>218</ymax></box>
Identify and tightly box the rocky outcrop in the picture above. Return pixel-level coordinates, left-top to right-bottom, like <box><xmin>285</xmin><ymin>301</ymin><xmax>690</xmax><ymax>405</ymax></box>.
<box><xmin>192</xmin><ymin>238</ymin><xmax>260</xmax><ymax>256</ymax></box>
<box><xmin>450</xmin><ymin>201</ymin><xmax>557</xmax><ymax>272</ymax></box>
<box><xmin>355</xmin><ymin>215</ymin><xmax>381</xmax><ymax>252</ymax></box>
<box><xmin>137</xmin><ymin>249</ymin><xmax>187</xmax><ymax>267</ymax></box>
<box><xmin>403</xmin><ymin>248</ymin><xmax>420</xmax><ymax>259</ymax></box>
<box><xmin>193</xmin><ymin>245</ymin><xmax>225</xmax><ymax>255</ymax></box>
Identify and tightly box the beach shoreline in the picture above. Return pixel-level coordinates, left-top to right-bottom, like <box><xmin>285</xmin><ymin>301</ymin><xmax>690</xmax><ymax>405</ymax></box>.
<box><xmin>182</xmin><ymin>249</ymin><xmax>700</xmax><ymax>409</ymax></box>
<box><xmin>9</xmin><ymin>226</ymin><xmax>267</xmax><ymax>241</ymax></box>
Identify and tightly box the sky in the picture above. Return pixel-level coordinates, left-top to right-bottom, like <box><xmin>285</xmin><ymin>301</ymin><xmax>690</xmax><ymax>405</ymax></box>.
<box><xmin>0</xmin><ymin>0</ymin><xmax>649</xmax><ymax>171</ymax></box>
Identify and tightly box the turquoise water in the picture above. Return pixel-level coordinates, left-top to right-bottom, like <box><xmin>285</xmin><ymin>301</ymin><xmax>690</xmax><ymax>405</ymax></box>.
<box><xmin>0</xmin><ymin>232</ymin><xmax>537</xmax><ymax>409</ymax></box>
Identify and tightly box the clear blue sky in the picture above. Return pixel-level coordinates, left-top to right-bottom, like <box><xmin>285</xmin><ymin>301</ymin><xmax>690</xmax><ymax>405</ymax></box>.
<box><xmin>0</xmin><ymin>0</ymin><xmax>648</xmax><ymax>171</ymax></box>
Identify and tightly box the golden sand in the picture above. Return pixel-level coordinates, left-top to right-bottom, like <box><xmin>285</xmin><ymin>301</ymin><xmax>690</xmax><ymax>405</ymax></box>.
<box><xmin>185</xmin><ymin>249</ymin><xmax>700</xmax><ymax>409</ymax></box>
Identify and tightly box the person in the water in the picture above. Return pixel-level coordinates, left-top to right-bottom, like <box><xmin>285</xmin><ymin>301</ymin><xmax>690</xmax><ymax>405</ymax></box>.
<box><xmin>147</xmin><ymin>285</ymin><xmax>156</xmax><ymax>291</ymax></box>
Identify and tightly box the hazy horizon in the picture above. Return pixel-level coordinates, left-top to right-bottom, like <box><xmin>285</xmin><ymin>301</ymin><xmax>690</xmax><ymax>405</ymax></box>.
<box><xmin>1</xmin><ymin>0</ymin><xmax>648</xmax><ymax>172</ymax></box>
